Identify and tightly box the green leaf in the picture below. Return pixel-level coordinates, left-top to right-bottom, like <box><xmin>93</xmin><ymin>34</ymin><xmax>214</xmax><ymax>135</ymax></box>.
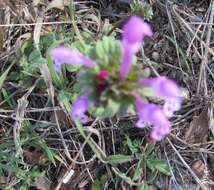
<box><xmin>39</xmin><ymin>33</ymin><xmax>55</xmax><ymax>52</ymax></box>
<box><xmin>131</xmin><ymin>0</ymin><xmax>153</xmax><ymax>21</ymax></box>
<box><xmin>112</xmin><ymin>168</ymin><xmax>136</xmax><ymax>186</ymax></box>
<box><xmin>91</xmin><ymin>174</ymin><xmax>108</xmax><ymax>190</ymax></box>
<box><xmin>66</xmin><ymin>64</ymin><xmax>81</xmax><ymax>72</ymax></box>
<box><xmin>92</xmin><ymin>36</ymin><xmax>121</xmax><ymax>68</ymax></box>
<box><xmin>133</xmin><ymin>162</ymin><xmax>145</xmax><ymax>181</ymax></box>
<box><xmin>108</xmin><ymin>154</ymin><xmax>133</xmax><ymax>164</ymax></box>
<box><xmin>147</xmin><ymin>159</ymin><xmax>171</xmax><ymax>176</ymax></box>
<box><xmin>73</xmin><ymin>71</ymin><xmax>95</xmax><ymax>93</ymax></box>
<box><xmin>91</xmin><ymin>179</ymin><xmax>102</xmax><ymax>190</ymax></box>
<box><xmin>125</xmin><ymin>135</ymin><xmax>140</xmax><ymax>153</ymax></box>
<box><xmin>29</xmin><ymin>49</ymin><xmax>46</xmax><ymax>66</ymax></box>
<box><xmin>145</xmin><ymin>144</ymin><xmax>155</xmax><ymax>157</ymax></box>
<box><xmin>1</xmin><ymin>88</ymin><xmax>16</xmax><ymax>109</ymax></box>
<box><xmin>33</xmin><ymin>137</ymin><xmax>57</xmax><ymax>166</ymax></box>
<box><xmin>91</xmin><ymin>98</ymin><xmax>120</xmax><ymax>119</ymax></box>
<box><xmin>138</xmin><ymin>87</ymin><xmax>155</xmax><ymax>97</ymax></box>
<box><xmin>58</xmin><ymin>90</ymin><xmax>71</xmax><ymax>112</ymax></box>
<box><xmin>45</xmin><ymin>147</ymin><xmax>57</xmax><ymax>166</ymax></box>
<box><xmin>139</xmin><ymin>183</ymin><xmax>150</xmax><ymax>190</ymax></box>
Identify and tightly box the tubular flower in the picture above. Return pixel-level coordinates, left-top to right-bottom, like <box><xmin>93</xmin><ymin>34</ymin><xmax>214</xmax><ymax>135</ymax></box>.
<box><xmin>50</xmin><ymin>46</ymin><xmax>96</xmax><ymax>72</ymax></box>
<box><xmin>120</xmin><ymin>16</ymin><xmax>153</xmax><ymax>79</ymax></box>
<box><xmin>71</xmin><ymin>95</ymin><xmax>89</xmax><ymax>124</ymax></box>
<box><xmin>151</xmin><ymin>124</ymin><xmax>170</xmax><ymax>141</ymax></box>
<box><xmin>140</xmin><ymin>76</ymin><xmax>182</xmax><ymax>117</ymax></box>
<box><xmin>123</xmin><ymin>16</ymin><xmax>153</xmax><ymax>50</ymax></box>
<box><xmin>135</xmin><ymin>97</ymin><xmax>171</xmax><ymax>141</ymax></box>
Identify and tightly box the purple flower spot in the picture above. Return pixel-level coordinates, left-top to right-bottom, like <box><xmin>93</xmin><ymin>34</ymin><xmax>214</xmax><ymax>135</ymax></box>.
<box><xmin>71</xmin><ymin>95</ymin><xmax>89</xmax><ymax>124</ymax></box>
<box><xmin>98</xmin><ymin>70</ymin><xmax>108</xmax><ymax>81</ymax></box>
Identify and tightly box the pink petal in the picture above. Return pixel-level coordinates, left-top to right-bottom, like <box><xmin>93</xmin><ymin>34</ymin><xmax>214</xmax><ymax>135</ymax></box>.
<box><xmin>123</xmin><ymin>16</ymin><xmax>153</xmax><ymax>45</ymax></box>
<box><xmin>71</xmin><ymin>95</ymin><xmax>89</xmax><ymax>124</ymax></box>
<box><xmin>51</xmin><ymin>46</ymin><xmax>96</xmax><ymax>71</ymax></box>
<box><xmin>141</xmin><ymin>77</ymin><xmax>180</xmax><ymax>98</ymax></box>
<box><xmin>120</xmin><ymin>16</ymin><xmax>153</xmax><ymax>80</ymax></box>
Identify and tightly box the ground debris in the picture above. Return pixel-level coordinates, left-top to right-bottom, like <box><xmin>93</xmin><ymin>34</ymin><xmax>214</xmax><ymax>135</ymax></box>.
<box><xmin>35</xmin><ymin>176</ymin><xmax>52</xmax><ymax>190</ymax></box>
<box><xmin>191</xmin><ymin>160</ymin><xmax>206</xmax><ymax>179</ymax></box>
<box><xmin>185</xmin><ymin>106</ymin><xmax>209</xmax><ymax>144</ymax></box>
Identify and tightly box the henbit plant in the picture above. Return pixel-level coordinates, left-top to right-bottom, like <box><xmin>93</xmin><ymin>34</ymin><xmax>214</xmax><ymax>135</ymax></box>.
<box><xmin>50</xmin><ymin>16</ymin><xmax>182</xmax><ymax>141</ymax></box>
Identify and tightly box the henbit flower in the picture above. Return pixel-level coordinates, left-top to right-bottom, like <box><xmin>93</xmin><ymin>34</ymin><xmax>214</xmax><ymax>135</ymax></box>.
<box><xmin>50</xmin><ymin>46</ymin><xmax>96</xmax><ymax>72</ymax></box>
<box><xmin>151</xmin><ymin>119</ymin><xmax>171</xmax><ymax>141</ymax></box>
<box><xmin>137</xmin><ymin>102</ymin><xmax>170</xmax><ymax>127</ymax></box>
<box><xmin>136</xmin><ymin>118</ymin><xmax>148</xmax><ymax>128</ymax></box>
<box><xmin>140</xmin><ymin>76</ymin><xmax>180</xmax><ymax>98</ymax></box>
<box><xmin>135</xmin><ymin>97</ymin><xmax>171</xmax><ymax>141</ymax></box>
<box><xmin>71</xmin><ymin>95</ymin><xmax>89</xmax><ymax>124</ymax></box>
<box><xmin>140</xmin><ymin>76</ymin><xmax>182</xmax><ymax>117</ymax></box>
<box><xmin>123</xmin><ymin>16</ymin><xmax>153</xmax><ymax>50</ymax></box>
<box><xmin>120</xmin><ymin>42</ymin><xmax>135</xmax><ymax>80</ymax></box>
<box><xmin>53</xmin><ymin>59</ymin><xmax>63</xmax><ymax>72</ymax></box>
<box><xmin>120</xmin><ymin>16</ymin><xmax>153</xmax><ymax>79</ymax></box>
<box><xmin>163</xmin><ymin>97</ymin><xmax>182</xmax><ymax>117</ymax></box>
<box><xmin>151</xmin><ymin>128</ymin><xmax>166</xmax><ymax>141</ymax></box>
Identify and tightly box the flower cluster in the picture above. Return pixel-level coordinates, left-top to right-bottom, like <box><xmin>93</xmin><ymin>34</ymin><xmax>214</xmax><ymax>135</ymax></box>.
<box><xmin>50</xmin><ymin>16</ymin><xmax>182</xmax><ymax>141</ymax></box>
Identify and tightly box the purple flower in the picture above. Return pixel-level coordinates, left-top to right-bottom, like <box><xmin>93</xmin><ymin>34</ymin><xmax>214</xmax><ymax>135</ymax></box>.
<box><xmin>151</xmin><ymin>124</ymin><xmax>170</xmax><ymax>141</ymax></box>
<box><xmin>120</xmin><ymin>16</ymin><xmax>153</xmax><ymax>79</ymax></box>
<box><xmin>135</xmin><ymin>97</ymin><xmax>171</xmax><ymax>141</ymax></box>
<box><xmin>120</xmin><ymin>41</ymin><xmax>135</xmax><ymax>80</ymax></box>
<box><xmin>53</xmin><ymin>59</ymin><xmax>63</xmax><ymax>72</ymax></box>
<box><xmin>151</xmin><ymin>116</ymin><xmax>171</xmax><ymax>141</ymax></box>
<box><xmin>141</xmin><ymin>76</ymin><xmax>180</xmax><ymax>98</ymax></box>
<box><xmin>50</xmin><ymin>46</ymin><xmax>96</xmax><ymax>72</ymax></box>
<box><xmin>71</xmin><ymin>95</ymin><xmax>89</xmax><ymax>124</ymax></box>
<box><xmin>163</xmin><ymin>98</ymin><xmax>182</xmax><ymax>117</ymax></box>
<box><xmin>123</xmin><ymin>17</ymin><xmax>153</xmax><ymax>49</ymax></box>
<box><xmin>136</xmin><ymin>118</ymin><xmax>148</xmax><ymax>128</ymax></box>
<box><xmin>141</xmin><ymin>76</ymin><xmax>182</xmax><ymax>117</ymax></box>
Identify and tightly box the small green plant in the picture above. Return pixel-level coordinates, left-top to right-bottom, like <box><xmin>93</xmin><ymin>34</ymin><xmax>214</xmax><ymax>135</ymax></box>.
<box><xmin>0</xmin><ymin>121</ymin><xmax>59</xmax><ymax>189</ymax></box>
<box><xmin>107</xmin><ymin>134</ymin><xmax>171</xmax><ymax>188</ymax></box>
<box><xmin>130</xmin><ymin>0</ymin><xmax>153</xmax><ymax>21</ymax></box>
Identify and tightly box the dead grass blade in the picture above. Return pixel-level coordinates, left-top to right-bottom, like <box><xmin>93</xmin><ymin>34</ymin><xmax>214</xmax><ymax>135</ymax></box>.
<box><xmin>34</xmin><ymin>15</ymin><xmax>44</xmax><ymax>48</ymax></box>
<box><xmin>13</xmin><ymin>79</ymin><xmax>39</xmax><ymax>157</ymax></box>
<box><xmin>167</xmin><ymin>138</ymin><xmax>208</xmax><ymax>190</ymax></box>
<box><xmin>0</xmin><ymin>26</ymin><xmax>4</xmax><ymax>51</ymax></box>
<box><xmin>172</xmin><ymin>5</ymin><xmax>214</xmax><ymax>58</ymax></box>
<box><xmin>208</xmin><ymin>99</ymin><xmax>214</xmax><ymax>136</ymax></box>
<box><xmin>46</xmin><ymin>0</ymin><xmax>70</xmax><ymax>11</ymax></box>
<box><xmin>197</xmin><ymin>2</ymin><xmax>214</xmax><ymax>96</ymax></box>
